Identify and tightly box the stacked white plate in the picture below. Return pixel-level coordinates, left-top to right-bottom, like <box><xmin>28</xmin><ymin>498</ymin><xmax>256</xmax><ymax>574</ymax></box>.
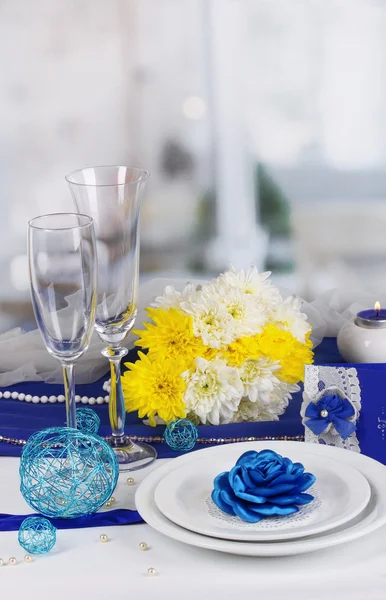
<box><xmin>135</xmin><ymin>441</ymin><xmax>386</xmax><ymax>556</ymax></box>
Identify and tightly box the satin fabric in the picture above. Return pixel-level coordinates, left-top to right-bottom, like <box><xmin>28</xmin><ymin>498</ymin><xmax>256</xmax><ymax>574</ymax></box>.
<box><xmin>305</xmin><ymin>394</ymin><xmax>356</xmax><ymax>440</ymax></box>
<box><xmin>212</xmin><ymin>450</ymin><xmax>315</xmax><ymax>523</ymax></box>
<box><xmin>0</xmin><ymin>508</ymin><xmax>143</xmax><ymax>532</ymax></box>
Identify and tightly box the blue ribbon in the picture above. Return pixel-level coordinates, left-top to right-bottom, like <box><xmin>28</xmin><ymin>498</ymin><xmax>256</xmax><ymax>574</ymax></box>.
<box><xmin>305</xmin><ymin>394</ymin><xmax>356</xmax><ymax>440</ymax></box>
<box><xmin>0</xmin><ymin>509</ymin><xmax>143</xmax><ymax>532</ymax></box>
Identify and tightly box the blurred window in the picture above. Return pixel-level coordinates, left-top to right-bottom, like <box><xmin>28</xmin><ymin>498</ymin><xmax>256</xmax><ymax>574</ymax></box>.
<box><xmin>0</xmin><ymin>0</ymin><xmax>385</xmax><ymax>333</ymax></box>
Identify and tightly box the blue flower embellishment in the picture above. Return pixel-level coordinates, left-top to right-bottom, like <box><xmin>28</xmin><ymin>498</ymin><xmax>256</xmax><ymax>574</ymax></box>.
<box><xmin>305</xmin><ymin>393</ymin><xmax>356</xmax><ymax>440</ymax></box>
<box><xmin>211</xmin><ymin>450</ymin><xmax>316</xmax><ymax>523</ymax></box>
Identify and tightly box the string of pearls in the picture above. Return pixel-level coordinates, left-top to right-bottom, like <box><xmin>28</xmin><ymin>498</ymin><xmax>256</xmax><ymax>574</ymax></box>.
<box><xmin>0</xmin><ymin>390</ymin><xmax>110</xmax><ymax>405</ymax></box>
<box><xmin>0</xmin><ymin>378</ymin><xmax>113</xmax><ymax>404</ymax></box>
<box><xmin>103</xmin><ymin>379</ymin><xmax>111</xmax><ymax>393</ymax></box>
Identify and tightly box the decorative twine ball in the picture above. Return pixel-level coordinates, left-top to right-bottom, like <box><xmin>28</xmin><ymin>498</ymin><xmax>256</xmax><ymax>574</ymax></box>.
<box><xmin>164</xmin><ymin>419</ymin><xmax>198</xmax><ymax>452</ymax></box>
<box><xmin>76</xmin><ymin>407</ymin><xmax>100</xmax><ymax>435</ymax></box>
<box><xmin>18</xmin><ymin>517</ymin><xmax>56</xmax><ymax>554</ymax></box>
<box><xmin>19</xmin><ymin>427</ymin><xmax>119</xmax><ymax>519</ymax></box>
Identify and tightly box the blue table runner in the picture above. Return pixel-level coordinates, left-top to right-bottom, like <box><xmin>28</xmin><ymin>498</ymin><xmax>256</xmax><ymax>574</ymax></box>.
<box><xmin>0</xmin><ymin>338</ymin><xmax>343</xmax><ymax>458</ymax></box>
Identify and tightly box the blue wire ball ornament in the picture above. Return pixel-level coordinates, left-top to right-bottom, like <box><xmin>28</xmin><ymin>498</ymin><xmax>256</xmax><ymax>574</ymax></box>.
<box><xmin>19</xmin><ymin>427</ymin><xmax>119</xmax><ymax>519</ymax></box>
<box><xmin>18</xmin><ymin>517</ymin><xmax>56</xmax><ymax>554</ymax></box>
<box><xmin>164</xmin><ymin>419</ymin><xmax>198</xmax><ymax>452</ymax></box>
<box><xmin>75</xmin><ymin>407</ymin><xmax>100</xmax><ymax>435</ymax></box>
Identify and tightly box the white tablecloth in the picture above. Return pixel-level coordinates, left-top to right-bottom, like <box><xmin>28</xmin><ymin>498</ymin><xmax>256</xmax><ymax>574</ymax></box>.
<box><xmin>1</xmin><ymin>457</ymin><xmax>385</xmax><ymax>600</ymax></box>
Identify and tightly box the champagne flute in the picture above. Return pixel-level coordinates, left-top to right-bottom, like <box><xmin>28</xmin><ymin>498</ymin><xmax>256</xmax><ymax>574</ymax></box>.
<box><xmin>66</xmin><ymin>166</ymin><xmax>157</xmax><ymax>470</ymax></box>
<box><xmin>28</xmin><ymin>213</ymin><xmax>97</xmax><ymax>429</ymax></box>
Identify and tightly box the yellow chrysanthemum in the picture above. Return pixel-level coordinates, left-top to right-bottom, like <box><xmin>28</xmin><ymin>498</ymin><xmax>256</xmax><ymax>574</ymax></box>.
<box><xmin>257</xmin><ymin>324</ymin><xmax>313</xmax><ymax>384</ymax></box>
<box><xmin>220</xmin><ymin>335</ymin><xmax>262</xmax><ymax>367</ymax></box>
<box><xmin>134</xmin><ymin>307</ymin><xmax>206</xmax><ymax>369</ymax></box>
<box><xmin>122</xmin><ymin>352</ymin><xmax>187</xmax><ymax>426</ymax></box>
<box><xmin>203</xmin><ymin>347</ymin><xmax>219</xmax><ymax>361</ymax></box>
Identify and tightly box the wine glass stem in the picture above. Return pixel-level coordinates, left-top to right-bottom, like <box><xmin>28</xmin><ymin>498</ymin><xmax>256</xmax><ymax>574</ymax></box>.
<box><xmin>106</xmin><ymin>347</ymin><xmax>128</xmax><ymax>439</ymax></box>
<box><xmin>62</xmin><ymin>363</ymin><xmax>77</xmax><ymax>428</ymax></box>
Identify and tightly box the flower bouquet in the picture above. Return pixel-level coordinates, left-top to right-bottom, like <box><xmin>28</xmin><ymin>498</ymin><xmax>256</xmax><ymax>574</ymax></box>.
<box><xmin>122</xmin><ymin>268</ymin><xmax>313</xmax><ymax>426</ymax></box>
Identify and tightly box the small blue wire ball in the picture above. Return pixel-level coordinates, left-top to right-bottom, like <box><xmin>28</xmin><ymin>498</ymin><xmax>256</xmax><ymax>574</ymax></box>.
<box><xmin>20</xmin><ymin>427</ymin><xmax>119</xmax><ymax>519</ymax></box>
<box><xmin>18</xmin><ymin>517</ymin><xmax>56</xmax><ymax>554</ymax></box>
<box><xmin>164</xmin><ymin>419</ymin><xmax>198</xmax><ymax>452</ymax></box>
<box><xmin>76</xmin><ymin>408</ymin><xmax>100</xmax><ymax>434</ymax></box>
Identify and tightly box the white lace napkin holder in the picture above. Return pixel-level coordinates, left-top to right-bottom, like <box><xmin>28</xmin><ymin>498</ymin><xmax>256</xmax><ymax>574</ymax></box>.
<box><xmin>301</xmin><ymin>365</ymin><xmax>361</xmax><ymax>453</ymax></box>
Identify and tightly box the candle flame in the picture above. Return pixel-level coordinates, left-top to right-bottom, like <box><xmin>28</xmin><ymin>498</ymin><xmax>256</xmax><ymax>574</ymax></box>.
<box><xmin>375</xmin><ymin>301</ymin><xmax>381</xmax><ymax>312</ymax></box>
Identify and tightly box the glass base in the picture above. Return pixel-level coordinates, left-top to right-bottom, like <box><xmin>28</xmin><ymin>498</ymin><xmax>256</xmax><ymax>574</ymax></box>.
<box><xmin>106</xmin><ymin>436</ymin><xmax>157</xmax><ymax>472</ymax></box>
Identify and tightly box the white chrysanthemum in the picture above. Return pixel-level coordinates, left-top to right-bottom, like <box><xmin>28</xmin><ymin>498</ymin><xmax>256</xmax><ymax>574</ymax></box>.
<box><xmin>181</xmin><ymin>291</ymin><xmax>234</xmax><ymax>349</ymax></box>
<box><xmin>203</xmin><ymin>280</ymin><xmax>267</xmax><ymax>338</ymax></box>
<box><xmin>238</xmin><ymin>358</ymin><xmax>281</xmax><ymax>403</ymax></box>
<box><xmin>232</xmin><ymin>381</ymin><xmax>299</xmax><ymax>423</ymax></box>
<box><xmin>153</xmin><ymin>282</ymin><xmax>198</xmax><ymax>310</ymax></box>
<box><xmin>182</xmin><ymin>357</ymin><xmax>243</xmax><ymax>425</ymax></box>
<box><xmin>232</xmin><ymin>398</ymin><xmax>284</xmax><ymax>422</ymax></box>
<box><xmin>220</xmin><ymin>266</ymin><xmax>282</xmax><ymax>306</ymax></box>
<box><xmin>274</xmin><ymin>295</ymin><xmax>311</xmax><ymax>343</ymax></box>
<box><xmin>268</xmin><ymin>380</ymin><xmax>299</xmax><ymax>411</ymax></box>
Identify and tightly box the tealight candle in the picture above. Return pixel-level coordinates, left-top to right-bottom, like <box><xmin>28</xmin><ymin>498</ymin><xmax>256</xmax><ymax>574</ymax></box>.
<box><xmin>337</xmin><ymin>301</ymin><xmax>386</xmax><ymax>363</ymax></box>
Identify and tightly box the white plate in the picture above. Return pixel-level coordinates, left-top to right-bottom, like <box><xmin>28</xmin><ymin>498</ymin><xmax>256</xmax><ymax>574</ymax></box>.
<box><xmin>154</xmin><ymin>450</ymin><xmax>371</xmax><ymax>541</ymax></box>
<box><xmin>135</xmin><ymin>441</ymin><xmax>386</xmax><ymax>556</ymax></box>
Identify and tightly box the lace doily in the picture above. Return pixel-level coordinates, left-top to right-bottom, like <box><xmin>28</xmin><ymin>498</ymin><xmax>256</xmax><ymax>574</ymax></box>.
<box><xmin>204</xmin><ymin>486</ymin><xmax>321</xmax><ymax>531</ymax></box>
<box><xmin>301</xmin><ymin>365</ymin><xmax>361</xmax><ymax>452</ymax></box>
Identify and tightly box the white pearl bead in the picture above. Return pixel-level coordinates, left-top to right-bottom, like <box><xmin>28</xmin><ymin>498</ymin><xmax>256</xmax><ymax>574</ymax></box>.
<box><xmin>32</xmin><ymin>396</ymin><xmax>40</xmax><ymax>404</ymax></box>
<box><xmin>104</xmin><ymin>395</ymin><xmax>110</xmax><ymax>403</ymax></box>
<box><xmin>88</xmin><ymin>397</ymin><xmax>96</xmax><ymax>405</ymax></box>
<box><xmin>147</xmin><ymin>567</ymin><xmax>156</xmax><ymax>576</ymax></box>
<box><xmin>99</xmin><ymin>533</ymin><xmax>109</xmax><ymax>543</ymax></box>
<box><xmin>0</xmin><ymin>558</ymin><xmax>4</xmax><ymax>566</ymax></box>
<box><xmin>11</xmin><ymin>391</ymin><xmax>18</xmax><ymax>399</ymax></box>
<box><xmin>41</xmin><ymin>396</ymin><xmax>48</xmax><ymax>404</ymax></box>
<box><xmin>49</xmin><ymin>395</ymin><xmax>57</xmax><ymax>403</ymax></box>
<box><xmin>96</xmin><ymin>396</ymin><xmax>104</xmax><ymax>405</ymax></box>
<box><xmin>0</xmin><ymin>392</ymin><xmax>2</xmax><ymax>398</ymax></box>
<box><xmin>3</xmin><ymin>391</ymin><xmax>11</xmax><ymax>399</ymax></box>
<box><xmin>58</xmin><ymin>395</ymin><xmax>65</xmax><ymax>402</ymax></box>
<box><xmin>81</xmin><ymin>396</ymin><xmax>89</xmax><ymax>404</ymax></box>
<box><xmin>139</xmin><ymin>542</ymin><xmax>148</xmax><ymax>551</ymax></box>
<box><xmin>25</xmin><ymin>394</ymin><xmax>32</xmax><ymax>402</ymax></box>
<box><xmin>18</xmin><ymin>393</ymin><xmax>25</xmax><ymax>401</ymax></box>
<box><xmin>8</xmin><ymin>557</ymin><xmax>17</xmax><ymax>566</ymax></box>
<box><xmin>127</xmin><ymin>477</ymin><xmax>135</xmax><ymax>486</ymax></box>
<box><xmin>24</xmin><ymin>555</ymin><xmax>32</xmax><ymax>563</ymax></box>
<box><xmin>75</xmin><ymin>395</ymin><xmax>81</xmax><ymax>403</ymax></box>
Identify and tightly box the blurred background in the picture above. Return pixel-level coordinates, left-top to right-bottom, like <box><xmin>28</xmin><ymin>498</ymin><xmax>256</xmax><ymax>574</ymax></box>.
<box><xmin>1</xmin><ymin>0</ymin><xmax>386</xmax><ymax>333</ymax></box>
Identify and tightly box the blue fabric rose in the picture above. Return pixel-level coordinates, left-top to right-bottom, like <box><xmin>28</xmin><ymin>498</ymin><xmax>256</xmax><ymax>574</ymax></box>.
<box><xmin>305</xmin><ymin>394</ymin><xmax>356</xmax><ymax>440</ymax></box>
<box><xmin>211</xmin><ymin>450</ymin><xmax>316</xmax><ymax>523</ymax></box>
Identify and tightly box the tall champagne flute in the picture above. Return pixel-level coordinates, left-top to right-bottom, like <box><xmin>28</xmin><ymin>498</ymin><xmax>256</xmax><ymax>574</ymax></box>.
<box><xmin>66</xmin><ymin>166</ymin><xmax>157</xmax><ymax>470</ymax></box>
<box><xmin>28</xmin><ymin>213</ymin><xmax>97</xmax><ymax>429</ymax></box>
